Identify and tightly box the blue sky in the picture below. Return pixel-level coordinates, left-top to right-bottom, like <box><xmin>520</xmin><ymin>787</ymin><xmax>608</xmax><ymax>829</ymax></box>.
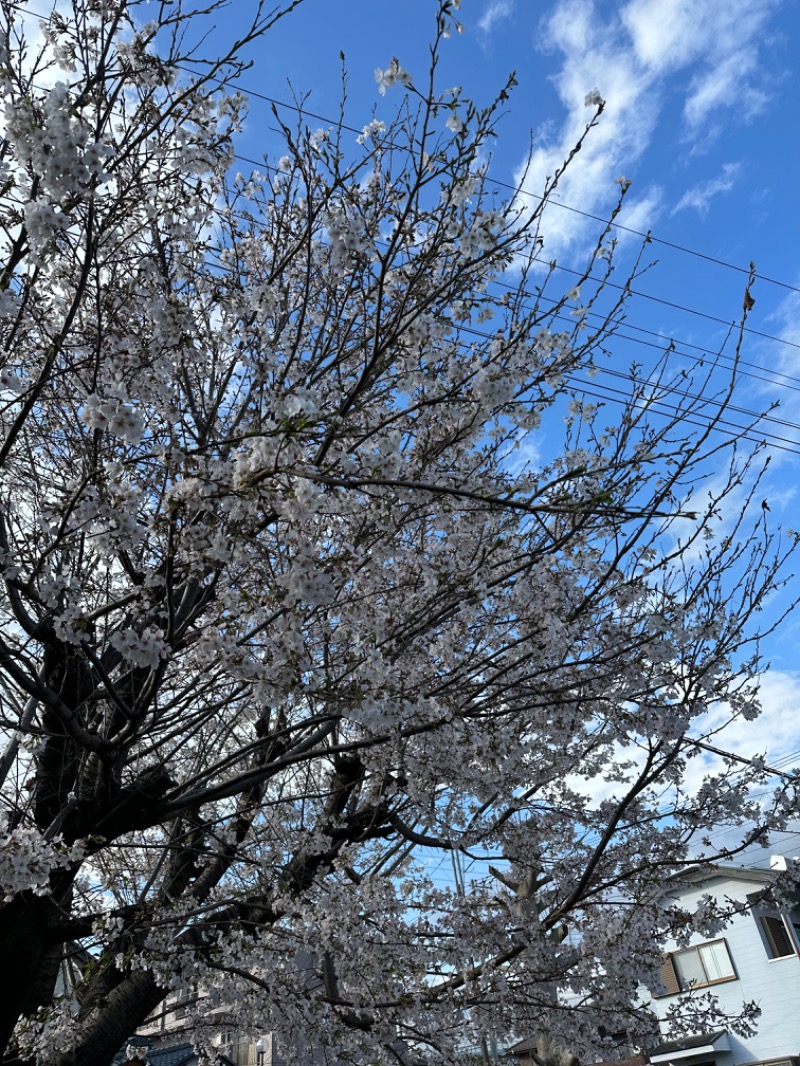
<box><xmin>8</xmin><ymin>0</ymin><xmax>798</xmax><ymax>879</ymax></box>
<box><xmin>249</xmin><ymin>0</ymin><xmax>798</xmax><ymax>291</ymax></box>
<box><xmin>231</xmin><ymin>0</ymin><xmax>800</xmax><ymax>844</ymax></box>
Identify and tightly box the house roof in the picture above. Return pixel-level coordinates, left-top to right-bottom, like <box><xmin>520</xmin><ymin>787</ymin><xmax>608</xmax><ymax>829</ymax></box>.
<box><xmin>592</xmin><ymin>1057</ymin><xmax>648</xmax><ymax>1066</ymax></box>
<box><xmin>669</xmin><ymin>863</ymin><xmax>777</xmax><ymax>886</ymax></box>
<box><xmin>510</xmin><ymin>1044</ymin><xmax>647</xmax><ymax>1066</ymax></box>
<box><xmin>650</xmin><ymin>1030</ymin><xmax>729</xmax><ymax>1056</ymax></box>
<box><xmin>115</xmin><ymin>1039</ymin><xmax>249</xmax><ymax>1066</ymax></box>
<box><xmin>646</xmin><ymin>863</ymin><xmax>779</xmax><ymax>903</ymax></box>
<box><xmin>146</xmin><ymin>1045</ymin><xmax>197</xmax><ymax>1066</ymax></box>
<box><xmin>113</xmin><ymin>1041</ymin><xmax>198</xmax><ymax>1066</ymax></box>
<box><xmin>507</xmin><ymin>1037</ymin><xmax>579</xmax><ymax>1061</ymax></box>
<box><xmin>508</xmin><ymin>1037</ymin><xmax>539</xmax><ymax>1055</ymax></box>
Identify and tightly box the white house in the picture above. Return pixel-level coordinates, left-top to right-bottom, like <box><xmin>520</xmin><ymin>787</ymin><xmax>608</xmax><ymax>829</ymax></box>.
<box><xmin>648</xmin><ymin>860</ymin><xmax>800</xmax><ymax>1066</ymax></box>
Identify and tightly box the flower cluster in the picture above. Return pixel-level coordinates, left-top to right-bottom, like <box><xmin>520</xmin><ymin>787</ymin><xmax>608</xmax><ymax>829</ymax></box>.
<box><xmin>79</xmin><ymin>394</ymin><xmax>145</xmax><ymax>444</ymax></box>
<box><xmin>374</xmin><ymin>57</ymin><xmax>413</xmax><ymax>95</ymax></box>
<box><xmin>0</xmin><ymin>827</ymin><xmax>85</xmax><ymax>902</ymax></box>
<box><xmin>110</xmin><ymin>627</ymin><xmax>170</xmax><ymax>669</ymax></box>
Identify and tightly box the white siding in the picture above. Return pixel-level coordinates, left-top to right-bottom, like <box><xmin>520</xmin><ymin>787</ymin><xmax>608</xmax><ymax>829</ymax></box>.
<box><xmin>650</xmin><ymin>874</ymin><xmax>800</xmax><ymax>1063</ymax></box>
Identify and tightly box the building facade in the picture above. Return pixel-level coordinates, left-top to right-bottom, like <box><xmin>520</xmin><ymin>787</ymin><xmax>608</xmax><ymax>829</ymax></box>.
<box><xmin>649</xmin><ymin>861</ymin><xmax>800</xmax><ymax>1066</ymax></box>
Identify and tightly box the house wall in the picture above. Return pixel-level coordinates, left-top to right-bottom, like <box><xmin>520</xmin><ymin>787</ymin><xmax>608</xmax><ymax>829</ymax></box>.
<box><xmin>650</xmin><ymin>874</ymin><xmax>800</xmax><ymax>1064</ymax></box>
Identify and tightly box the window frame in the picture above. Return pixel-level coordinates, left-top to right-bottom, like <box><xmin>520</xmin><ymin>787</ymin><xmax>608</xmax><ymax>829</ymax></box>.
<box><xmin>657</xmin><ymin>937</ymin><xmax>737</xmax><ymax>995</ymax></box>
<box><xmin>757</xmin><ymin>912</ymin><xmax>800</xmax><ymax>960</ymax></box>
<box><xmin>171</xmin><ymin>983</ymin><xmax>195</xmax><ymax>1020</ymax></box>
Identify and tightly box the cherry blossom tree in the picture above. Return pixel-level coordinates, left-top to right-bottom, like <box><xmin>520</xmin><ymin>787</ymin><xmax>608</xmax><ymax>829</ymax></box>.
<box><xmin>0</xmin><ymin>1</ymin><xmax>796</xmax><ymax>1064</ymax></box>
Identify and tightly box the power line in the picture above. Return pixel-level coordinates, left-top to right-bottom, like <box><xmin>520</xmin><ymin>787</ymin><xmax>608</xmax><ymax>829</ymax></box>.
<box><xmin>513</xmin><ymin>193</ymin><xmax>800</xmax><ymax>298</ymax></box>
<box><xmin>6</xmin><ymin>10</ymin><xmax>800</xmax><ymax>357</ymax></box>
<box><xmin>219</xmin><ymin>128</ymin><xmax>800</xmax><ymax>356</ymax></box>
<box><xmin>564</xmin><ymin>378</ymin><xmax>800</xmax><ymax>458</ymax></box>
<box><xmin>491</xmin><ymin>280</ymin><xmax>800</xmax><ymax>393</ymax></box>
<box><xmin>8</xmin><ymin>0</ymin><xmax>796</xmax><ymax>297</ymax></box>
<box><xmin>688</xmin><ymin>738</ymin><xmax>797</xmax><ymax>782</ymax></box>
<box><xmin>523</xmin><ymin>255</ymin><xmax>800</xmax><ymax>353</ymax></box>
<box><xmin>202</xmin><ymin>202</ymin><xmax>800</xmax><ymax>420</ymax></box>
<box><xmin>455</xmin><ymin>322</ymin><xmax>800</xmax><ymax>445</ymax></box>
<box><xmin>12</xmin><ymin>10</ymin><xmax>800</xmax><ymax>452</ymax></box>
<box><xmin>178</xmin><ymin>66</ymin><xmax>800</xmax><ymax>299</ymax></box>
<box><xmin>198</xmin><ymin>228</ymin><xmax>800</xmax><ymax>455</ymax></box>
<box><xmin>163</xmin><ymin>126</ymin><xmax>800</xmax><ymax>451</ymax></box>
<box><xmin>225</xmin><ymin>139</ymin><xmax>800</xmax><ymax>359</ymax></box>
<box><xmin>192</xmin><ymin>242</ymin><xmax>800</xmax><ymax>457</ymax></box>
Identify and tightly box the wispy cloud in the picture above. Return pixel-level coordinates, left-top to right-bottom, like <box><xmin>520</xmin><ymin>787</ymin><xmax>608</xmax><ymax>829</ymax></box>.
<box><xmin>772</xmin><ymin>289</ymin><xmax>800</xmax><ymax>354</ymax></box>
<box><xmin>616</xmin><ymin>185</ymin><xmax>665</xmax><ymax>235</ymax></box>
<box><xmin>672</xmin><ymin>162</ymin><xmax>742</xmax><ymax>216</ymax></box>
<box><xmin>514</xmin><ymin>0</ymin><xmax>781</xmax><ymax>260</ymax></box>
<box><xmin>690</xmin><ymin>669</ymin><xmax>800</xmax><ymax>782</ymax></box>
<box><xmin>684</xmin><ymin>53</ymin><xmax>770</xmax><ymax>130</ymax></box>
<box><xmin>478</xmin><ymin>0</ymin><xmax>515</xmax><ymax>36</ymax></box>
<box><xmin>566</xmin><ymin>668</ymin><xmax>800</xmax><ymax>862</ymax></box>
<box><xmin>622</xmin><ymin>0</ymin><xmax>777</xmax><ymax>128</ymax></box>
<box><xmin>756</xmin><ymin>285</ymin><xmax>800</xmax><ymax>451</ymax></box>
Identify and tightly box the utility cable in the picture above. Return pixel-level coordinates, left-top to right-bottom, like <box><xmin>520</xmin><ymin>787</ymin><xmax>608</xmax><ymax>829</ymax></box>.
<box><xmin>224</xmin><ymin>142</ymin><xmax>800</xmax><ymax>356</ymax></box>
<box><xmin>176</xmin><ymin>66</ymin><xmax>800</xmax><ymax>298</ymax></box>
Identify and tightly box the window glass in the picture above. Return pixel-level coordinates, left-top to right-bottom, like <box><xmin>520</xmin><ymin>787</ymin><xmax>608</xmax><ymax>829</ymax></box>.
<box><xmin>760</xmin><ymin>914</ymin><xmax>796</xmax><ymax>958</ymax></box>
<box><xmin>672</xmin><ymin>939</ymin><xmax>735</xmax><ymax>989</ymax></box>
<box><xmin>699</xmin><ymin>940</ymin><xmax>735</xmax><ymax>980</ymax></box>
<box><xmin>674</xmin><ymin>949</ymin><xmax>706</xmax><ymax>989</ymax></box>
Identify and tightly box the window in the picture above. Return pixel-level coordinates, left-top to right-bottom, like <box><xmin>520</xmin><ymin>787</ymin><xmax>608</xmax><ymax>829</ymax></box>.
<box><xmin>658</xmin><ymin>939</ymin><xmax>736</xmax><ymax>995</ymax></box>
<box><xmin>758</xmin><ymin>914</ymin><xmax>800</xmax><ymax>959</ymax></box>
<box><xmin>171</xmin><ymin>983</ymin><xmax>194</xmax><ymax>1020</ymax></box>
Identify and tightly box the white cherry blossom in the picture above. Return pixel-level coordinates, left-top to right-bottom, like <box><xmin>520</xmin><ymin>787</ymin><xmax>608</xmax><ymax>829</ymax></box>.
<box><xmin>0</xmin><ymin>2</ymin><xmax>792</xmax><ymax>1064</ymax></box>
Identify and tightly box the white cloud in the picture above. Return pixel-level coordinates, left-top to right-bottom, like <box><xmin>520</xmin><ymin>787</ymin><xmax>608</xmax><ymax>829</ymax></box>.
<box><xmin>620</xmin><ymin>0</ymin><xmax>706</xmax><ymax>71</ymax></box>
<box><xmin>672</xmin><ymin>162</ymin><xmax>742</xmax><ymax>216</ymax></box>
<box><xmin>1</xmin><ymin>0</ymin><xmax>74</xmax><ymax>96</ymax></box>
<box><xmin>686</xmin><ymin>669</ymin><xmax>800</xmax><ymax>789</ymax></box>
<box><xmin>621</xmin><ymin>0</ymin><xmax>777</xmax><ymax>77</ymax></box>
<box><xmin>736</xmin><ymin>283</ymin><xmax>800</xmax><ymax>467</ymax></box>
<box><xmin>478</xmin><ymin>0</ymin><xmax>514</xmax><ymax>36</ymax></box>
<box><xmin>514</xmin><ymin>0</ymin><xmax>781</xmax><ymax>260</ymax></box>
<box><xmin>563</xmin><ymin>670</ymin><xmax>800</xmax><ymax>854</ymax></box>
<box><xmin>683</xmin><ymin>52</ymin><xmax>769</xmax><ymax>130</ymax></box>
<box><xmin>678</xmin><ymin>669</ymin><xmax>800</xmax><ymax>860</ymax></box>
<box><xmin>616</xmin><ymin>185</ymin><xmax>665</xmax><ymax>236</ymax></box>
<box><xmin>770</xmin><ymin>288</ymin><xmax>800</xmax><ymax>358</ymax></box>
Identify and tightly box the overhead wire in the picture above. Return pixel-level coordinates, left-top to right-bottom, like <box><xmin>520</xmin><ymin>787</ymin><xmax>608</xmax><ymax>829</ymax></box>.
<box><xmin>3</xmin><ymin>2</ymin><xmax>798</xmax><ymax>806</ymax></box>
<box><xmin>198</xmin><ymin>192</ymin><xmax>800</xmax><ymax>417</ymax></box>
<box><xmin>226</xmin><ymin>139</ymin><xmax>800</xmax><ymax>355</ymax></box>
<box><xmin>488</xmin><ymin>279</ymin><xmax>800</xmax><ymax>392</ymax></box>
<box><xmin>210</xmin><ymin>139</ymin><xmax>800</xmax><ymax>435</ymax></box>
<box><xmin>5</xmin><ymin>6</ymin><xmax>800</xmax><ymax>377</ymax></box>
<box><xmin>175</xmin><ymin>65</ymin><xmax>800</xmax><ymax>299</ymax></box>
<box><xmin>196</xmin><ymin>242</ymin><xmax>800</xmax><ymax>457</ymax></box>
<box><xmin>211</xmin><ymin>149</ymin><xmax>800</xmax><ymax>441</ymax></box>
<box><xmin>194</xmin><ymin>224</ymin><xmax>800</xmax><ymax>462</ymax></box>
<box><xmin>456</xmin><ymin>319</ymin><xmax>800</xmax><ymax>439</ymax></box>
<box><xmin>8</xmin><ymin>15</ymin><xmax>800</xmax><ymax>453</ymax></box>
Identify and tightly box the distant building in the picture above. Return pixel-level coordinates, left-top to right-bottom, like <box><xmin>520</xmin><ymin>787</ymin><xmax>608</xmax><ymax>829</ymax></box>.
<box><xmin>130</xmin><ymin>861</ymin><xmax>800</xmax><ymax>1066</ymax></box>
<box><xmin>114</xmin><ymin>1039</ymin><xmax>208</xmax><ymax>1066</ymax></box>
<box><xmin>119</xmin><ymin>1024</ymin><xmax>282</xmax><ymax>1066</ymax></box>
<box><xmin>136</xmin><ymin>986</ymin><xmax>322</xmax><ymax>1066</ymax></box>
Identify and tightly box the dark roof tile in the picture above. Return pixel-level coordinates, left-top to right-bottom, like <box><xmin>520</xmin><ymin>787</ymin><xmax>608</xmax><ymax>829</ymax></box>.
<box><xmin>650</xmin><ymin>1030</ymin><xmax>728</xmax><ymax>1055</ymax></box>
